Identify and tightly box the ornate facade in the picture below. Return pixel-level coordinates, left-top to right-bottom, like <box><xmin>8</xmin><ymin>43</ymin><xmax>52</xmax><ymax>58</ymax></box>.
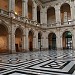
<box><xmin>0</xmin><ymin>0</ymin><xmax>75</xmax><ymax>53</ymax></box>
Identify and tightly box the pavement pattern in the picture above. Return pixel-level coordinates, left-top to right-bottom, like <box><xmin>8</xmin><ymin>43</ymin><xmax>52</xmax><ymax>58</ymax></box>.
<box><xmin>0</xmin><ymin>50</ymin><xmax>75</xmax><ymax>75</ymax></box>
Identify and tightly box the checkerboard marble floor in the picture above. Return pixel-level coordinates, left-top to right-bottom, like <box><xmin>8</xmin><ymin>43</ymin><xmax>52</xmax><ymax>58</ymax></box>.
<box><xmin>0</xmin><ymin>50</ymin><xmax>75</xmax><ymax>75</ymax></box>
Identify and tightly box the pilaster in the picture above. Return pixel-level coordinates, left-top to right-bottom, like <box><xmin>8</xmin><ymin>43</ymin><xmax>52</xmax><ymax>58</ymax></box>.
<box><xmin>40</xmin><ymin>6</ymin><xmax>47</xmax><ymax>25</ymax></box>
<box><xmin>72</xmin><ymin>27</ymin><xmax>75</xmax><ymax>50</ymax></box>
<box><xmin>8</xmin><ymin>32</ymin><xmax>11</xmax><ymax>53</ymax></box>
<box><xmin>56</xmin><ymin>29</ymin><xmax>62</xmax><ymax>50</ymax></box>
<box><xmin>9</xmin><ymin>0</ymin><xmax>15</xmax><ymax>12</ymax></box>
<box><xmin>55</xmin><ymin>4</ymin><xmax>61</xmax><ymax>26</ymax></box>
<box><xmin>22</xmin><ymin>34</ymin><xmax>26</xmax><ymax>52</ymax></box>
<box><xmin>25</xmin><ymin>28</ymin><xmax>29</xmax><ymax>51</ymax></box>
<box><xmin>22</xmin><ymin>0</ymin><xmax>28</xmax><ymax>17</ymax></box>
<box><xmin>33</xmin><ymin>31</ymin><xmax>38</xmax><ymax>51</ymax></box>
<box><xmin>70</xmin><ymin>1</ymin><xmax>75</xmax><ymax>21</ymax></box>
<box><xmin>11</xmin><ymin>31</ymin><xmax>16</xmax><ymax>53</ymax></box>
<box><xmin>32</xmin><ymin>1</ymin><xmax>37</xmax><ymax>21</ymax></box>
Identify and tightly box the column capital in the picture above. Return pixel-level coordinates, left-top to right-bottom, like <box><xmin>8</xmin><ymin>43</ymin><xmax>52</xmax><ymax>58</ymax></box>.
<box><xmin>22</xmin><ymin>0</ymin><xmax>25</xmax><ymax>2</ymax></box>
<box><xmin>22</xmin><ymin>0</ymin><xmax>28</xmax><ymax>2</ymax></box>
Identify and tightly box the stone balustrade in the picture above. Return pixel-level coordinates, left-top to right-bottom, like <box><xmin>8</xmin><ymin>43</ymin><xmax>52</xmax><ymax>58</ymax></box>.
<box><xmin>0</xmin><ymin>9</ymin><xmax>75</xmax><ymax>29</ymax></box>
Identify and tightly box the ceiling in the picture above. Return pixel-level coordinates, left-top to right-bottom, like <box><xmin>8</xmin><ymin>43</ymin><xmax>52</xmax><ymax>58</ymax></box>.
<box><xmin>39</xmin><ymin>0</ymin><xmax>57</xmax><ymax>3</ymax></box>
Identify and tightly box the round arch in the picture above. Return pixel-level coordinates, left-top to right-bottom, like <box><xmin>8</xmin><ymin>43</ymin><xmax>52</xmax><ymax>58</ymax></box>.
<box><xmin>60</xmin><ymin>3</ymin><xmax>71</xmax><ymax>24</ymax></box>
<box><xmin>47</xmin><ymin>7</ymin><xmax>56</xmax><ymax>25</ymax></box>
<box><xmin>15</xmin><ymin>27</ymin><xmax>23</xmax><ymax>52</ymax></box>
<box><xmin>0</xmin><ymin>24</ymin><xmax>8</xmax><ymax>53</ymax></box>
<box><xmin>62</xmin><ymin>31</ymin><xmax>72</xmax><ymax>49</ymax></box>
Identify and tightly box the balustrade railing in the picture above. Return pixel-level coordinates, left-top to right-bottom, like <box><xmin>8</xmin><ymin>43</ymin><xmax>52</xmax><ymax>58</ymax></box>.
<box><xmin>0</xmin><ymin>9</ymin><xmax>75</xmax><ymax>28</ymax></box>
<box><xmin>0</xmin><ymin>9</ymin><xmax>9</xmax><ymax>16</ymax></box>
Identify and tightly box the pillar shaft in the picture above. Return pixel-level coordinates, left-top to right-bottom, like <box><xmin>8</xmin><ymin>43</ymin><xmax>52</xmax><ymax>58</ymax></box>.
<box><xmin>22</xmin><ymin>0</ymin><xmax>28</xmax><ymax>17</ymax></box>
<box><xmin>25</xmin><ymin>28</ymin><xmax>29</xmax><ymax>51</ymax></box>
<box><xmin>33</xmin><ymin>31</ymin><xmax>38</xmax><ymax>50</ymax></box>
<box><xmin>40</xmin><ymin>7</ymin><xmax>47</xmax><ymax>25</ymax></box>
<box><xmin>32</xmin><ymin>2</ymin><xmax>37</xmax><ymax>21</ymax></box>
<box><xmin>9</xmin><ymin>0</ymin><xmax>15</xmax><ymax>12</ymax></box>
<box><xmin>22</xmin><ymin>35</ymin><xmax>26</xmax><ymax>52</ymax></box>
<box><xmin>55</xmin><ymin>4</ymin><xmax>61</xmax><ymax>26</ymax></box>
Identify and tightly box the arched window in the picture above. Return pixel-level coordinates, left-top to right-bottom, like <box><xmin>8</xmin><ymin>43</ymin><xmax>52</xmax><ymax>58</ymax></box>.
<box><xmin>47</xmin><ymin>7</ymin><xmax>56</xmax><ymax>25</ymax></box>
<box><xmin>60</xmin><ymin>3</ymin><xmax>71</xmax><ymax>24</ymax></box>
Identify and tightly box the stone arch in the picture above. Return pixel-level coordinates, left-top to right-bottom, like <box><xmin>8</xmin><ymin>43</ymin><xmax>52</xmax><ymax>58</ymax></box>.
<box><xmin>61</xmin><ymin>29</ymin><xmax>73</xmax><ymax>37</ymax></box>
<box><xmin>15</xmin><ymin>27</ymin><xmax>23</xmax><ymax>52</ymax></box>
<box><xmin>48</xmin><ymin>32</ymin><xmax>56</xmax><ymax>50</ymax></box>
<box><xmin>47</xmin><ymin>5</ymin><xmax>55</xmax><ymax>10</ymax></box>
<box><xmin>14</xmin><ymin>25</ymin><xmax>25</xmax><ymax>35</ymax></box>
<box><xmin>0</xmin><ymin>23</ymin><xmax>9</xmax><ymax>53</ymax></box>
<box><xmin>47</xmin><ymin>7</ymin><xmax>56</xmax><ymax>25</ymax></box>
<box><xmin>62</xmin><ymin>31</ymin><xmax>72</xmax><ymax>49</ymax></box>
<box><xmin>0</xmin><ymin>20</ymin><xmax>10</xmax><ymax>33</ymax></box>
<box><xmin>60</xmin><ymin>3</ymin><xmax>71</xmax><ymax>24</ymax></box>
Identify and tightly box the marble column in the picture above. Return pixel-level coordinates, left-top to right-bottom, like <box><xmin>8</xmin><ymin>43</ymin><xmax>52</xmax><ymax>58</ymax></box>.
<box><xmin>55</xmin><ymin>4</ymin><xmax>61</xmax><ymax>26</ymax></box>
<box><xmin>11</xmin><ymin>30</ymin><xmax>15</xmax><ymax>53</ymax></box>
<box><xmin>43</xmin><ymin>32</ymin><xmax>48</xmax><ymax>49</ymax></box>
<box><xmin>22</xmin><ymin>0</ymin><xmax>28</xmax><ymax>18</ymax></box>
<box><xmin>33</xmin><ymin>31</ymin><xmax>38</xmax><ymax>50</ymax></box>
<box><xmin>9</xmin><ymin>0</ymin><xmax>15</xmax><ymax>17</ymax></box>
<box><xmin>70</xmin><ymin>1</ymin><xmax>75</xmax><ymax>21</ymax></box>
<box><xmin>25</xmin><ymin>28</ymin><xmax>29</xmax><ymax>51</ymax></box>
<box><xmin>72</xmin><ymin>28</ymin><xmax>75</xmax><ymax>50</ymax></box>
<box><xmin>8</xmin><ymin>33</ymin><xmax>11</xmax><ymax>53</ymax></box>
<box><xmin>56</xmin><ymin>30</ymin><xmax>62</xmax><ymax>50</ymax></box>
<box><xmin>9</xmin><ymin>0</ymin><xmax>15</xmax><ymax>12</ymax></box>
<box><xmin>40</xmin><ymin>7</ymin><xmax>47</xmax><ymax>26</ymax></box>
<box><xmin>22</xmin><ymin>34</ymin><xmax>26</xmax><ymax>52</ymax></box>
<box><xmin>32</xmin><ymin>1</ymin><xmax>37</xmax><ymax>21</ymax></box>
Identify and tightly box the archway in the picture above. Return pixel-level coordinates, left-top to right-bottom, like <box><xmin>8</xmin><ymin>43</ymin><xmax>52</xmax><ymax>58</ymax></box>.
<box><xmin>28</xmin><ymin>0</ymin><xmax>33</xmax><ymax>19</ymax></box>
<box><xmin>15</xmin><ymin>0</ymin><xmax>22</xmax><ymax>15</ymax></box>
<box><xmin>62</xmin><ymin>31</ymin><xmax>72</xmax><ymax>49</ymax></box>
<box><xmin>48</xmin><ymin>33</ymin><xmax>56</xmax><ymax>50</ymax></box>
<box><xmin>60</xmin><ymin>3</ymin><xmax>71</xmax><ymax>24</ymax></box>
<box><xmin>47</xmin><ymin>7</ymin><xmax>56</xmax><ymax>25</ymax></box>
<box><xmin>15</xmin><ymin>28</ymin><xmax>23</xmax><ymax>52</ymax></box>
<box><xmin>28</xmin><ymin>30</ymin><xmax>34</xmax><ymax>51</ymax></box>
<box><xmin>38</xmin><ymin>32</ymin><xmax>42</xmax><ymax>50</ymax></box>
<box><xmin>0</xmin><ymin>24</ymin><xmax>8</xmax><ymax>53</ymax></box>
<box><xmin>37</xmin><ymin>6</ymin><xmax>40</xmax><ymax>23</ymax></box>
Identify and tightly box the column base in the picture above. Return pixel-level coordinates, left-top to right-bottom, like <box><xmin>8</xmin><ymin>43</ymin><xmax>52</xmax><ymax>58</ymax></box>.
<box><xmin>22</xmin><ymin>49</ymin><xmax>29</xmax><ymax>52</ymax></box>
<box><xmin>11</xmin><ymin>50</ymin><xmax>16</xmax><ymax>54</ymax></box>
<box><xmin>33</xmin><ymin>48</ymin><xmax>39</xmax><ymax>51</ymax></box>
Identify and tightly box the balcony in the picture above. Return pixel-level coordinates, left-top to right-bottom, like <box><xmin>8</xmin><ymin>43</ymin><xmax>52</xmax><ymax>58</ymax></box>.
<box><xmin>0</xmin><ymin>9</ymin><xmax>75</xmax><ymax>29</ymax></box>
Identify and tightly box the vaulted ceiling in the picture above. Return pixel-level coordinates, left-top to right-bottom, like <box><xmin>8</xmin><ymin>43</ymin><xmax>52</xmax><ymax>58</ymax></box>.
<box><xmin>39</xmin><ymin>0</ymin><xmax>57</xmax><ymax>3</ymax></box>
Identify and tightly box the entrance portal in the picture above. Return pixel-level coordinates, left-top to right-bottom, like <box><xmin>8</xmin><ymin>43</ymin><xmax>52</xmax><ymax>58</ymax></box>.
<box><xmin>28</xmin><ymin>30</ymin><xmax>33</xmax><ymax>51</ymax></box>
<box><xmin>62</xmin><ymin>31</ymin><xmax>72</xmax><ymax>49</ymax></box>
<box><xmin>48</xmin><ymin>33</ymin><xmax>56</xmax><ymax>50</ymax></box>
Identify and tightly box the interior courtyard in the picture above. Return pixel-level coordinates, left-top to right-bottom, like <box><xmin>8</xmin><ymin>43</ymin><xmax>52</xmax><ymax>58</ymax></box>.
<box><xmin>0</xmin><ymin>0</ymin><xmax>75</xmax><ymax>75</ymax></box>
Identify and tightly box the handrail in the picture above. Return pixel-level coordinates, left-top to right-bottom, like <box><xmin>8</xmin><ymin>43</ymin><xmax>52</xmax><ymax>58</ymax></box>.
<box><xmin>0</xmin><ymin>9</ymin><xmax>75</xmax><ymax>28</ymax></box>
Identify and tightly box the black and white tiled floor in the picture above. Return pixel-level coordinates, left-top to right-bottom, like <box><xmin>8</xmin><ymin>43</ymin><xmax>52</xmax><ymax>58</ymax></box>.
<box><xmin>0</xmin><ymin>50</ymin><xmax>75</xmax><ymax>75</ymax></box>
